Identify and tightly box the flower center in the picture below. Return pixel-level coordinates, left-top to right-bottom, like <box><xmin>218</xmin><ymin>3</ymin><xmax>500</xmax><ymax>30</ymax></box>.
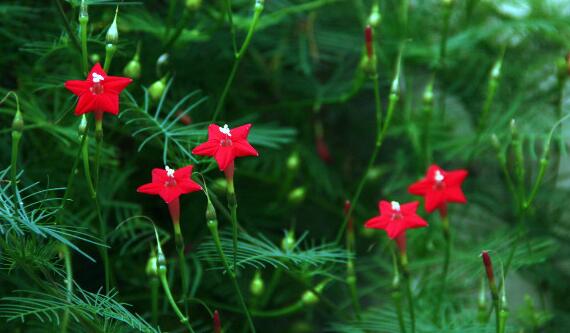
<box><xmin>433</xmin><ymin>170</ymin><xmax>445</xmax><ymax>189</ymax></box>
<box><xmin>391</xmin><ymin>201</ymin><xmax>403</xmax><ymax>220</ymax></box>
<box><xmin>164</xmin><ymin>165</ymin><xmax>177</xmax><ymax>187</ymax></box>
<box><xmin>90</xmin><ymin>73</ymin><xmax>105</xmax><ymax>95</ymax></box>
<box><xmin>219</xmin><ymin>124</ymin><xmax>233</xmax><ymax>147</ymax></box>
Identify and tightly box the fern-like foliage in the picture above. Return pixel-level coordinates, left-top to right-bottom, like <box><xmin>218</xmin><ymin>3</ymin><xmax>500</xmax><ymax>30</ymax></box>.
<box><xmin>197</xmin><ymin>230</ymin><xmax>351</xmax><ymax>270</ymax></box>
<box><xmin>0</xmin><ymin>285</ymin><xmax>158</xmax><ymax>333</ymax></box>
<box><xmin>0</xmin><ymin>168</ymin><xmax>102</xmax><ymax>261</ymax></box>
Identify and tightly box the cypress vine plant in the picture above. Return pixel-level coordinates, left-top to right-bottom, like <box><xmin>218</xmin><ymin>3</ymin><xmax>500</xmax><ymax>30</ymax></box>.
<box><xmin>1</xmin><ymin>0</ymin><xmax>570</xmax><ymax>332</ymax></box>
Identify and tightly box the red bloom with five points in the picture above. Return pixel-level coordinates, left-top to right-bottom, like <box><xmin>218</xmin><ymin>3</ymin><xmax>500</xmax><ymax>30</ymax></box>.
<box><xmin>364</xmin><ymin>200</ymin><xmax>428</xmax><ymax>239</ymax></box>
<box><xmin>192</xmin><ymin>123</ymin><xmax>258</xmax><ymax>171</ymax></box>
<box><xmin>408</xmin><ymin>164</ymin><xmax>468</xmax><ymax>214</ymax></box>
<box><xmin>64</xmin><ymin>63</ymin><xmax>132</xmax><ymax>119</ymax></box>
<box><xmin>137</xmin><ymin>165</ymin><xmax>202</xmax><ymax>204</ymax></box>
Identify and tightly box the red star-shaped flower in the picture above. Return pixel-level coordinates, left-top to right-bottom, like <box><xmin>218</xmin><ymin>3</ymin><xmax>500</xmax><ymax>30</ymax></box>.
<box><xmin>64</xmin><ymin>63</ymin><xmax>132</xmax><ymax>118</ymax></box>
<box><xmin>408</xmin><ymin>164</ymin><xmax>468</xmax><ymax>213</ymax></box>
<box><xmin>364</xmin><ymin>200</ymin><xmax>428</xmax><ymax>239</ymax></box>
<box><xmin>192</xmin><ymin>123</ymin><xmax>259</xmax><ymax>171</ymax></box>
<box><xmin>137</xmin><ymin>165</ymin><xmax>202</xmax><ymax>204</ymax></box>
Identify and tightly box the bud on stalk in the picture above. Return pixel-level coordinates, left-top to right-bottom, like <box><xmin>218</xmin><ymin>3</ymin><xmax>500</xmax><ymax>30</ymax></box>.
<box><xmin>213</xmin><ymin>310</ymin><xmax>221</xmax><ymax>333</ymax></box>
<box><xmin>250</xmin><ymin>271</ymin><xmax>264</xmax><ymax>296</ymax></box>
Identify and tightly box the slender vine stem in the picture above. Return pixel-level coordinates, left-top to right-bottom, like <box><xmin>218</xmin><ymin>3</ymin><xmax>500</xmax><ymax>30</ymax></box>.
<box><xmin>434</xmin><ymin>210</ymin><xmax>451</xmax><ymax>324</ymax></box>
<box><xmin>60</xmin><ymin>245</ymin><xmax>73</xmax><ymax>333</ymax></box>
<box><xmin>79</xmin><ymin>9</ymin><xmax>89</xmax><ymax>76</ymax></box>
<box><xmin>206</xmin><ymin>199</ymin><xmax>256</xmax><ymax>333</ymax></box>
<box><xmin>400</xmin><ymin>253</ymin><xmax>415</xmax><ymax>333</ymax></box>
<box><xmin>212</xmin><ymin>2</ymin><xmax>264</xmax><ymax>122</ymax></box>
<box><xmin>55</xmin><ymin>0</ymin><xmax>81</xmax><ymax>52</ymax></box>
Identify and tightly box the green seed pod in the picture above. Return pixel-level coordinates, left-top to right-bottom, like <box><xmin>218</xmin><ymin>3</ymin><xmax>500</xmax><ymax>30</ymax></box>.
<box><xmin>286</xmin><ymin>151</ymin><xmax>300</xmax><ymax>172</ymax></box>
<box><xmin>149</xmin><ymin>78</ymin><xmax>166</xmax><ymax>101</ymax></box>
<box><xmin>288</xmin><ymin>187</ymin><xmax>306</xmax><ymax>205</ymax></box>
<box><xmin>146</xmin><ymin>254</ymin><xmax>158</xmax><ymax>277</ymax></box>
<box><xmin>78</xmin><ymin>115</ymin><xmax>87</xmax><ymax>137</ymax></box>
<box><xmin>206</xmin><ymin>199</ymin><xmax>217</xmax><ymax>221</ymax></box>
<box><xmin>185</xmin><ymin>0</ymin><xmax>202</xmax><ymax>10</ymax></box>
<box><xmin>124</xmin><ymin>57</ymin><xmax>141</xmax><ymax>79</ymax></box>
<box><xmin>301</xmin><ymin>290</ymin><xmax>318</xmax><ymax>306</ymax></box>
<box><xmin>250</xmin><ymin>271</ymin><xmax>264</xmax><ymax>296</ymax></box>
<box><xmin>281</xmin><ymin>230</ymin><xmax>296</xmax><ymax>252</ymax></box>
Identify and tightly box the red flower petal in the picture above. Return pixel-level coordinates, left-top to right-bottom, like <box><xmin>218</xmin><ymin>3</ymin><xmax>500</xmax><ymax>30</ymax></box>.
<box><xmin>151</xmin><ymin>168</ymin><xmax>168</xmax><ymax>183</ymax></box>
<box><xmin>424</xmin><ymin>191</ymin><xmax>445</xmax><ymax>213</ymax></box>
<box><xmin>192</xmin><ymin>141</ymin><xmax>219</xmax><ymax>157</ymax></box>
<box><xmin>104</xmin><ymin>76</ymin><xmax>133</xmax><ymax>95</ymax></box>
<box><xmin>208</xmin><ymin>124</ymin><xmax>224</xmax><ymax>141</ymax></box>
<box><xmin>444</xmin><ymin>187</ymin><xmax>467</xmax><ymax>204</ymax></box>
<box><xmin>230</xmin><ymin>124</ymin><xmax>252</xmax><ymax>139</ymax></box>
<box><xmin>137</xmin><ymin>182</ymin><xmax>162</xmax><ymax>195</ymax></box>
<box><xmin>401</xmin><ymin>201</ymin><xmax>420</xmax><ymax>214</ymax></box>
<box><xmin>378</xmin><ymin>200</ymin><xmax>393</xmax><ymax>215</ymax></box>
<box><xmin>64</xmin><ymin>80</ymin><xmax>91</xmax><ymax>96</ymax></box>
<box><xmin>408</xmin><ymin>179</ymin><xmax>431</xmax><ymax>196</ymax></box>
<box><xmin>74</xmin><ymin>95</ymin><xmax>96</xmax><ymax>116</ymax></box>
<box><xmin>174</xmin><ymin>165</ymin><xmax>194</xmax><ymax>180</ymax></box>
<box><xmin>364</xmin><ymin>216</ymin><xmax>389</xmax><ymax>229</ymax></box>
<box><xmin>88</xmin><ymin>63</ymin><xmax>107</xmax><ymax>81</ymax></box>
<box><xmin>445</xmin><ymin>169</ymin><xmax>468</xmax><ymax>187</ymax></box>
<box><xmin>233</xmin><ymin>139</ymin><xmax>259</xmax><ymax>157</ymax></box>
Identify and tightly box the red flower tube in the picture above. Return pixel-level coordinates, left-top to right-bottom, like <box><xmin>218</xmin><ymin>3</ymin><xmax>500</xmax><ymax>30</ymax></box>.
<box><xmin>365</xmin><ymin>25</ymin><xmax>374</xmax><ymax>59</ymax></box>
<box><xmin>408</xmin><ymin>164</ymin><xmax>468</xmax><ymax>217</ymax></box>
<box><xmin>64</xmin><ymin>63</ymin><xmax>132</xmax><ymax>121</ymax></box>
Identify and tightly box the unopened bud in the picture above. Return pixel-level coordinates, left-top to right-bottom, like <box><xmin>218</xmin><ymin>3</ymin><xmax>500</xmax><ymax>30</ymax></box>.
<box><xmin>481</xmin><ymin>251</ymin><xmax>496</xmax><ymax>287</ymax></box>
<box><xmin>255</xmin><ymin>0</ymin><xmax>264</xmax><ymax>11</ymax></box>
<box><xmin>206</xmin><ymin>199</ymin><xmax>217</xmax><ymax>221</ymax></box>
<box><xmin>12</xmin><ymin>110</ymin><xmax>23</xmax><ymax>133</ymax></box>
<box><xmin>288</xmin><ymin>187</ymin><xmax>306</xmax><ymax>205</ymax></box>
<box><xmin>213</xmin><ymin>310</ymin><xmax>221</xmax><ymax>333</ymax></box>
<box><xmin>149</xmin><ymin>78</ymin><xmax>166</xmax><ymax>101</ymax></box>
<box><xmin>186</xmin><ymin>0</ymin><xmax>202</xmax><ymax>10</ymax></box>
<box><xmin>301</xmin><ymin>282</ymin><xmax>326</xmax><ymax>306</ymax></box>
<box><xmin>281</xmin><ymin>230</ymin><xmax>296</xmax><ymax>252</ymax></box>
<box><xmin>491</xmin><ymin>60</ymin><xmax>502</xmax><ymax>80</ymax></box>
<box><xmin>368</xmin><ymin>5</ymin><xmax>381</xmax><ymax>27</ymax></box>
<box><xmin>491</xmin><ymin>134</ymin><xmax>500</xmax><ymax>150</ymax></box>
<box><xmin>157</xmin><ymin>53</ymin><xmax>169</xmax><ymax>68</ymax></box>
<box><xmin>78</xmin><ymin>115</ymin><xmax>88</xmax><ymax>137</ymax></box>
<box><xmin>211</xmin><ymin>178</ymin><xmax>228</xmax><ymax>195</ymax></box>
<box><xmin>442</xmin><ymin>0</ymin><xmax>454</xmax><ymax>6</ymax></box>
<box><xmin>287</xmin><ymin>151</ymin><xmax>300</xmax><ymax>171</ymax></box>
<box><xmin>124</xmin><ymin>56</ymin><xmax>141</xmax><ymax>79</ymax></box>
<box><xmin>556</xmin><ymin>56</ymin><xmax>568</xmax><ymax>81</ymax></box>
<box><xmin>145</xmin><ymin>254</ymin><xmax>158</xmax><ymax>276</ymax></box>
<box><xmin>423</xmin><ymin>83</ymin><xmax>434</xmax><ymax>105</ymax></box>
<box><xmin>106</xmin><ymin>9</ymin><xmax>119</xmax><ymax>44</ymax></box>
<box><xmin>90</xmin><ymin>54</ymin><xmax>100</xmax><ymax>64</ymax></box>
<box><xmin>365</xmin><ymin>25</ymin><xmax>374</xmax><ymax>60</ymax></box>
<box><xmin>250</xmin><ymin>271</ymin><xmax>264</xmax><ymax>296</ymax></box>
<box><xmin>79</xmin><ymin>0</ymin><xmax>88</xmax><ymax>20</ymax></box>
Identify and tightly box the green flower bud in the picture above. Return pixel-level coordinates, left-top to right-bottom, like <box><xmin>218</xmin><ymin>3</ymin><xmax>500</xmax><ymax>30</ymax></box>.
<box><xmin>288</xmin><ymin>187</ymin><xmax>306</xmax><ymax>205</ymax></box>
<box><xmin>365</xmin><ymin>166</ymin><xmax>382</xmax><ymax>181</ymax></box>
<box><xmin>250</xmin><ymin>271</ymin><xmax>264</xmax><ymax>296</ymax></box>
<box><xmin>106</xmin><ymin>9</ymin><xmax>119</xmax><ymax>44</ymax></box>
<box><xmin>206</xmin><ymin>199</ymin><xmax>217</xmax><ymax>221</ymax></box>
<box><xmin>423</xmin><ymin>83</ymin><xmax>434</xmax><ymax>105</ymax></box>
<box><xmin>78</xmin><ymin>115</ymin><xmax>88</xmax><ymax>137</ymax></box>
<box><xmin>146</xmin><ymin>254</ymin><xmax>158</xmax><ymax>277</ymax></box>
<box><xmin>149</xmin><ymin>78</ymin><xmax>166</xmax><ymax>101</ymax></box>
<box><xmin>442</xmin><ymin>0</ymin><xmax>454</xmax><ymax>6</ymax></box>
<box><xmin>368</xmin><ymin>5</ymin><xmax>381</xmax><ymax>27</ymax></box>
<box><xmin>211</xmin><ymin>178</ymin><xmax>228</xmax><ymax>195</ymax></box>
<box><xmin>124</xmin><ymin>57</ymin><xmax>141</xmax><ymax>79</ymax></box>
<box><xmin>281</xmin><ymin>230</ymin><xmax>296</xmax><ymax>252</ymax></box>
<box><xmin>255</xmin><ymin>0</ymin><xmax>264</xmax><ymax>11</ymax></box>
<box><xmin>286</xmin><ymin>151</ymin><xmax>300</xmax><ymax>172</ymax></box>
<box><xmin>186</xmin><ymin>0</ymin><xmax>202</xmax><ymax>10</ymax></box>
<box><xmin>556</xmin><ymin>56</ymin><xmax>568</xmax><ymax>81</ymax></box>
<box><xmin>90</xmin><ymin>53</ymin><xmax>101</xmax><ymax>64</ymax></box>
<box><xmin>79</xmin><ymin>0</ymin><xmax>88</xmax><ymax>21</ymax></box>
<box><xmin>12</xmin><ymin>110</ymin><xmax>23</xmax><ymax>133</ymax></box>
<box><xmin>491</xmin><ymin>134</ymin><xmax>500</xmax><ymax>151</ymax></box>
<box><xmin>301</xmin><ymin>290</ymin><xmax>318</xmax><ymax>306</ymax></box>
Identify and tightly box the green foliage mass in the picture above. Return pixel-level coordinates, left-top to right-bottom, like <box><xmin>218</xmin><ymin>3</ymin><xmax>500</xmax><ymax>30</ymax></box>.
<box><xmin>1</xmin><ymin>0</ymin><xmax>570</xmax><ymax>332</ymax></box>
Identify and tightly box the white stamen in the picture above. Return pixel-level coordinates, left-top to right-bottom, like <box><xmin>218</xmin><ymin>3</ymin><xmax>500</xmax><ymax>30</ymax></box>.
<box><xmin>165</xmin><ymin>165</ymin><xmax>175</xmax><ymax>177</ymax></box>
<box><xmin>391</xmin><ymin>201</ymin><xmax>400</xmax><ymax>211</ymax></box>
<box><xmin>435</xmin><ymin>170</ymin><xmax>444</xmax><ymax>182</ymax></box>
<box><xmin>92</xmin><ymin>73</ymin><xmax>105</xmax><ymax>83</ymax></box>
<box><xmin>219</xmin><ymin>124</ymin><xmax>232</xmax><ymax>136</ymax></box>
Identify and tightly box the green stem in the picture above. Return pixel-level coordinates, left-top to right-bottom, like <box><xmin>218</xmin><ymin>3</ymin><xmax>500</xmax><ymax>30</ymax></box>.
<box><xmin>103</xmin><ymin>44</ymin><xmax>117</xmax><ymax>73</ymax></box>
<box><xmin>434</xmin><ymin>212</ymin><xmax>451</xmax><ymax>324</ymax></box>
<box><xmin>346</xmin><ymin>259</ymin><xmax>361</xmax><ymax>319</ymax></box>
<box><xmin>224</xmin><ymin>0</ymin><xmax>238</xmax><ymax>55</ymax></box>
<box><xmin>150</xmin><ymin>276</ymin><xmax>159</xmax><ymax>326</ymax></box>
<box><xmin>438</xmin><ymin>1</ymin><xmax>453</xmax><ymax>118</ymax></box>
<box><xmin>212</xmin><ymin>3</ymin><xmax>264</xmax><ymax>122</ymax></box>
<box><xmin>393</xmin><ymin>289</ymin><xmax>407</xmax><ymax>333</ymax></box>
<box><xmin>79</xmin><ymin>15</ymin><xmax>89</xmax><ymax>76</ymax></box>
<box><xmin>259</xmin><ymin>268</ymin><xmax>282</xmax><ymax>308</ymax></box>
<box><xmin>207</xmin><ymin>217</ymin><xmax>256</xmax><ymax>332</ymax></box>
<box><xmin>159</xmin><ymin>273</ymin><xmax>196</xmax><ymax>333</ymax></box>
<box><xmin>174</xmin><ymin>223</ymin><xmax>190</xmax><ymax>312</ymax></box>
<box><xmin>10</xmin><ymin>132</ymin><xmax>21</xmax><ymax>203</ymax></box>
<box><xmin>55</xmin><ymin>0</ymin><xmax>81</xmax><ymax>52</ymax></box>
<box><xmin>400</xmin><ymin>253</ymin><xmax>415</xmax><ymax>333</ymax></box>
<box><xmin>60</xmin><ymin>245</ymin><xmax>73</xmax><ymax>333</ymax></box>
<box><xmin>81</xmin><ymin>134</ymin><xmax>110</xmax><ymax>293</ymax></box>
<box><xmin>227</xmin><ymin>178</ymin><xmax>239</xmax><ymax>272</ymax></box>
<box><xmin>57</xmin><ymin>133</ymin><xmax>88</xmax><ymax>224</ymax></box>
